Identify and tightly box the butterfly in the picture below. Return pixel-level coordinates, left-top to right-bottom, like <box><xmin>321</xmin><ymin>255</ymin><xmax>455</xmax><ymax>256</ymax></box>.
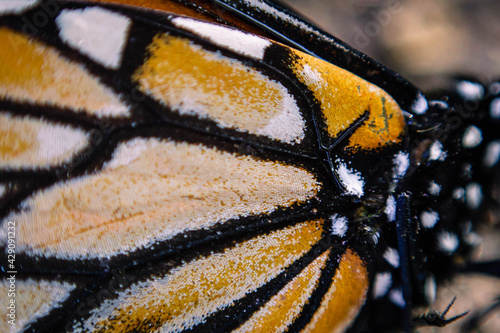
<box><xmin>0</xmin><ymin>1</ymin><xmax>499</xmax><ymax>332</ymax></box>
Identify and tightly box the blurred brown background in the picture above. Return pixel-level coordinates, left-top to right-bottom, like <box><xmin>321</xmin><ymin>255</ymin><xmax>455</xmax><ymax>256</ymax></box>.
<box><xmin>280</xmin><ymin>0</ymin><xmax>500</xmax><ymax>332</ymax></box>
<box><xmin>282</xmin><ymin>0</ymin><xmax>500</xmax><ymax>90</ymax></box>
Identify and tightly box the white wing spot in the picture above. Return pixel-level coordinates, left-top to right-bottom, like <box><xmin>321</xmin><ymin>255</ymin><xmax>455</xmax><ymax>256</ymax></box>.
<box><xmin>105</xmin><ymin>138</ymin><xmax>159</xmax><ymax>169</ymax></box>
<box><xmin>257</xmin><ymin>92</ymin><xmax>305</xmax><ymax>144</ymax></box>
<box><xmin>171</xmin><ymin>17</ymin><xmax>271</xmax><ymax>60</ymax></box>
<box><xmin>336</xmin><ymin>160</ymin><xmax>365</xmax><ymax>197</ymax></box>
<box><xmin>0</xmin><ymin>0</ymin><xmax>37</xmax><ymax>14</ymax></box>
<box><xmin>37</xmin><ymin>123</ymin><xmax>89</xmax><ymax>165</ymax></box>
<box><xmin>56</xmin><ymin>7</ymin><xmax>131</xmax><ymax>69</ymax></box>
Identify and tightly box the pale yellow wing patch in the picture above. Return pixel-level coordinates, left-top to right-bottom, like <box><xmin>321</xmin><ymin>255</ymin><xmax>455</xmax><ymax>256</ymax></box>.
<box><xmin>0</xmin><ymin>112</ymin><xmax>89</xmax><ymax>169</ymax></box>
<box><xmin>302</xmin><ymin>249</ymin><xmax>369</xmax><ymax>333</ymax></box>
<box><xmin>292</xmin><ymin>51</ymin><xmax>406</xmax><ymax>151</ymax></box>
<box><xmin>234</xmin><ymin>249</ymin><xmax>330</xmax><ymax>333</ymax></box>
<box><xmin>0</xmin><ymin>28</ymin><xmax>129</xmax><ymax>117</ymax></box>
<box><xmin>2</xmin><ymin>138</ymin><xmax>320</xmax><ymax>258</ymax></box>
<box><xmin>73</xmin><ymin>219</ymin><xmax>325</xmax><ymax>332</ymax></box>
<box><xmin>133</xmin><ymin>34</ymin><xmax>305</xmax><ymax>144</ymax></box>
<box><xmin>0</xmin><ymin>279</ymin><xmax>75</xmax><ymax>333</ymax></box>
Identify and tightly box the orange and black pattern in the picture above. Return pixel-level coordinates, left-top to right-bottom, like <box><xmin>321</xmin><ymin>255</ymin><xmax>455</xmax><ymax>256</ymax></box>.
<box><xmin>0</xmin><ymin>1</ymin><xmax>499</xmax><ymax>332</ymax></box>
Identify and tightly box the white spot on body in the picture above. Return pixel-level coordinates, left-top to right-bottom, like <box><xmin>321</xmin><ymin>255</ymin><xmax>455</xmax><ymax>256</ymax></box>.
<box><xmin>490</xmin><ymin>98</ymin><xmax>500</xmax><ymax>119</ymax></box>
<box><xmin>371</xmin><ymin>231</ymin><xmax>380</xmax><ymax>245</ymax></box>
<box><xmin>462</xmin><ymin>125</ymin><xmax>483</xmax><ymax>149</ymax></box>
<box><xmin>329</xmin><ymin>214</ymin><xmax>348</xmax><ymax>237</ymax></box>
<box><xmin>453</xmin><ymin>187</ymin><xmax>465</xmax><ymax>200</ymax></box>
<box><xmin>437</xmin><ymin>231</ymin><xmax>459</xmax><ymax>254</ymax></box>
<box><xmin>420</xmin><ymin>210</ymin><xmax>439</xmax><ymax>229</ymax></box>
<box><xmin>484</xmin><ymin>141</ymin><xmax>500</xmax><ymax>167</ymax></box>
<box><xmin>0</xmin><ymin>184</ymin><xmax>5</xmax><ymax>198</ymax></box>
<box><xmin>463</xmin><ymin>163</ymin><xmax>472</xmax><ymax>178</ymax></box>
<box><xmin>383</xmin><ymin>247</ymin><xmax>400</xmax><ymax>268</ymax></box>
<box><xmin>490</xmin><ymin>82</ymin><xmax>500</xmax><ymax>95</ymax></box>
<box><xmin>429</xmin><ymin>141</ymin><xmax>447</xmax><ymax>161</ymax></box>
<box><xmin>465</xmin><ymin>182</ymin><xmax>483</xmax><ymax>210</ymax></box>
<box><xmin>373</xmin><ymin>272</ymin><xmax>392</xmax><ymax>298</ymax></box>
<box><xmin>393</xmin><ymin>152</ymin><xmax>409</xmax><ymax>179</ymax></box>
<box><xmin>464</xmin><ymin>231</ymin><xmax>482</xmax><ymax>246</ymax></box>
<box><xmin>336</xmin><ymin>160</ymin><xmax>365</xmax><ymax>197</ymax></box>
<box><xmin>56</xmin><ymin>7</ymin><xmax>131</xmax><ymax>69</ymax></box>
<box><xmin>425</xmin><ymin>275</ymin><xmax>436</xmax><ymax>304</ymax></box>
<box><xmin>0</xmin><ymin>0</ymin><xmax>37</xmax><ymax>14</ymax></box>
<box><xmin>412</xmin><ymin>92</ymin><xmax>428</xmax><ymax>115</ymax></box>
<box><xmin>171</xmin><ymin>17</ymin><xmax>271</xmax><ymax>60</ymax></box>
<box><xmin>456</xmin><ymin>81</ymin><xmax>484</xmax><ymax>100</ymax></box>
<box><xmin>385</xmin><ymin>195</ymin><xmax>396</xmax><ymax>222</ymax></box>
<box><xmin>389</xmin><ymin>288</ymin><xmax>405</xmax><ymax>308</ymax></box>
<box><xmin>429</xmin><ymin>100</ymin><xmax>449</xmax><ymax>109</ymax></box>
<box><xmin>461</xmin><ymin>221</ymin><xmax>480</xmax><ymax>248</ymax></box>
<box><xmin>428</xmin><ymin>181</ymin><xmax>441</xmax><ymax>196</ymax></box>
